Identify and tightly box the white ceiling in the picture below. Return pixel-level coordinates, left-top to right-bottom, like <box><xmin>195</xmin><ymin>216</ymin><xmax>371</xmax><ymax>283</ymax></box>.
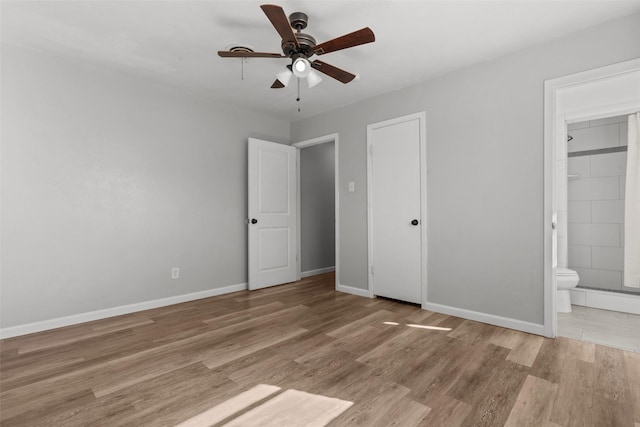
<box><xmin>3</xmin><ymin>1</ymin><xmax>640</xmax><ymax>122</ymax></box>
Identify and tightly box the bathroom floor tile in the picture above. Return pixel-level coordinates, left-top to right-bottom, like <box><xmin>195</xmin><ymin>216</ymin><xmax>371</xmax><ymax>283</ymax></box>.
<box><xmin>567</xmin><ymin>305</ymin><xmax>589</xmax><ymax>319</ymax></box>
<box><xmin>558</xmin><ymin>306</ymin><xmax>640</xmax><ymax>352</ymax></box>
<box><xmin>557</xmin><ymin>324</ymin><xmax>582</xmax><ymax>340</ymax></box>
<box><xmin>585</xmin><ymin>306</ymin><xmax>633</xmax><ymax>322</ymax></box>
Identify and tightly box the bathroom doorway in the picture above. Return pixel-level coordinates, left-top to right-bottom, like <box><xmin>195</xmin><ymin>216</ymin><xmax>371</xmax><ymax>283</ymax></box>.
<box><xmin>544</xmin><ymin>58</ymin><xmax>640</xmax><ymax>341</ymax></box>
<box><xmin>557</xmin><ymin>114</ymin><xmax>640</xmax><ymax>351</ymax></box>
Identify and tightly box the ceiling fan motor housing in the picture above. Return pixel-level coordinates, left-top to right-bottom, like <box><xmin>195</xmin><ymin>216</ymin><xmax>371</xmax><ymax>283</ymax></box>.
<box><xmin>281</xmin><ymin>12</ymin><xmax>316</xmax><ymax>57</ymax></box>
<box><xmin>282</xmin><ymin>33</ymin><xmax>316</xmax><ymax>57</ymax></box>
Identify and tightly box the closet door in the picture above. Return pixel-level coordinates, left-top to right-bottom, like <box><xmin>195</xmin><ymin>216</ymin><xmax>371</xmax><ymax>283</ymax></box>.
<box><xmin>367</xmin><ymin>113</ymin><xmax>426</xmax><ymax>304</ymax></box>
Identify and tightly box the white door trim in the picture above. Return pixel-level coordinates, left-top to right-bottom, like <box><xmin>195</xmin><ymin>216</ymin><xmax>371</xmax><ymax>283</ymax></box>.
<box><xmin>543</xmin><ymin>58</ymin><xmax>640</xmax><ymax>338</ymax></box>
<box><xmin>292</xmin><ymin>133</ymin><xmax>340</xmax><ymax>288</ymax></box>
<box><xmin>366</xmin><ymin>112</ymin><xmax>427</xmax><ymax>303</ymax></box>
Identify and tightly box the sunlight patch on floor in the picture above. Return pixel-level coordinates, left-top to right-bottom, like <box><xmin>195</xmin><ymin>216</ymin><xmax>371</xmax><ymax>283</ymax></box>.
<box><xmin>175</xmin><ymin>384</ymin><xmax>353</xmax><ymax>427</ymax></box>
<box><xmin>382</xmin><ymin>321</ymin><xmax>452</xmax><ymax>331</ymax></box>
<box><xmin>407</xmin><ymin>324</ymin><xmax>452</xmax><ymax>331</ymax></box>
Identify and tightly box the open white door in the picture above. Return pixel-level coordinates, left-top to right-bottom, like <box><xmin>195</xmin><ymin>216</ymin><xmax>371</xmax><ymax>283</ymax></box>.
<box><xmin>248</xmin><ymin>138</ymin><xmax>298</xmax><ymax>290</ymax></box>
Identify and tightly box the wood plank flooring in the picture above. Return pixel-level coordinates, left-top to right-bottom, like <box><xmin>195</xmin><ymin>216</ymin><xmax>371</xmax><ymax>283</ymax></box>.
<box><xmin>1</xmin><ymin>272</ymin><xmax>639</xmax><ymax>426</ymax></box>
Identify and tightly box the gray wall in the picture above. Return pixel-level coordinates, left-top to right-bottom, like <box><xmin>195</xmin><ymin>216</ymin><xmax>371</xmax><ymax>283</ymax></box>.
<box><xmin>0</xmin><ymin>44</ymin><xmax>289</xmax><ymax>328</ymax></box>
<box><xmin>290</xmin><ymin>13</ymin><xmax>640</xmax><ymax>325</ymax></box>
<box><xmin>300</xmin><ymin>142</ymin><xmax>335</xmax><ymax>273</ymax></box>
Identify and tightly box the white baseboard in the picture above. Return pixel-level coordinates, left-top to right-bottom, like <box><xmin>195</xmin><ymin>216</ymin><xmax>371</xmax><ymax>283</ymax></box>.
<box><xmin>301</xmin><ymin>266</ymin><xmax>336</xmax><ymax>278</ymax></box>
<box><xmin>333</xmin><ymin>287</ymin><xmax>546</xmax><ymax>336</ymax></box>
<box><xmin>422</xmin><ymin>301</ymin><xmax>547</xmax><ymax>337</ymax></box>
<box><xmin>0</xmin><ymin>283</ymin><xmax>247</xmax><ymax>339</ymax></box>
<box><xmin>336</xmin><ymin>283</ymin><xmax>372</xmax><ymax>298</ymax></box>
<box><xmin>570</xmin><ymin>288</ymin><xmax>640</xmax><ymax>315</ymax></box>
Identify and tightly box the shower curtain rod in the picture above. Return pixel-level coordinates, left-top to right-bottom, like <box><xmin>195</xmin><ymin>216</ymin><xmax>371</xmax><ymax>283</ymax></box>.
<box><xmin>568</xmin><ymin>145</ymin><xmax>627</xmax><ymax>158</ymax></box>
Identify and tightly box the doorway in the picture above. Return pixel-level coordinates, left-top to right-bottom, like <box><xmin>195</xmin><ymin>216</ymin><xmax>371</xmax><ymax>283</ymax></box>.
<box><xmin>558</xmin><ymin>114</ymin><xmax>640</xmax><ymax>352</ymax></box>
<box><xmin>293</xmin><ymin>134</ymin><xmax>339</xmax><ymax>287</ymax></box>
<box><xmin>543</xmin><ymin>58</ymin><xmax>640</xmax><ymax>337</ymax></box>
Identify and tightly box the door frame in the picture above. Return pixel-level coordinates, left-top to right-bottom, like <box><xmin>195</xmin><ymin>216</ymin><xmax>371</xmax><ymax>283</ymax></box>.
<box><xmin>543</xmin><ymin>58</ymin><xmax>640</xmax><ymax>337</ymax></box>
<box><xmin>292</xmin><ymin>133</ymin><xmax>340</xmax><ymax>286</ymax></box>
<box><xmin>366</xmin><ymin>112</ymin><xmax>427</xmax><ymax>305</ymax></box>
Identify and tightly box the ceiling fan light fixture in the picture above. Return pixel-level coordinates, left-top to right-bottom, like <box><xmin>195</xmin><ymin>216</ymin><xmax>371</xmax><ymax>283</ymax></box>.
<box><xmin>220</xmin><ymin>5</ymin><xmax>376</xmax><ymax>93</ymax></box>
<box><xmin>306</xmin><ymin>69</ymin><xmax>322</xmax><ymax>88</ymax></box>
<box><xmin>276</xmin><ymin>67</ymin><xmax>293</xmax><ymax>87</ymax></box>
<box><xmin>292</xmin><ymin>57</ymin><xmax>311</xmax><ymax>78</ymax></box>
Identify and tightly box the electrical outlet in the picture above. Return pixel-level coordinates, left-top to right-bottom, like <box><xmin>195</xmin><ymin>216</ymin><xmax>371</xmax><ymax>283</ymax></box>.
<box><xmin>171</xmin><ymin>267</ymin><xmax>180</xmax><ymax>279</ymax></box>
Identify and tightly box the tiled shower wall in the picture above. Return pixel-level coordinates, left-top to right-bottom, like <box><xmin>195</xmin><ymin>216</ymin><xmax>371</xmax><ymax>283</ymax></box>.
<box><xmin>566</xmin><ymin>115</ymin><xmax>638</xmax><ymax>294</ymax></box>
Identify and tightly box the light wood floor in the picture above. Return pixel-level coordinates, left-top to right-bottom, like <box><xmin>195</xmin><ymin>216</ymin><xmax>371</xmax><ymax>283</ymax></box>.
<box><xmin>1</xmin><ymin>272</ymin><xmax>639</xmax><ymax>426</ymax></box>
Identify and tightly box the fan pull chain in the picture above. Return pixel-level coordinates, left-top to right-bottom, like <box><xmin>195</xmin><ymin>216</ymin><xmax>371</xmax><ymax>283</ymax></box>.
<box><xmin>241</xmin><ymin>58</ymin><xmax>245</xmax><ymax>80</ymax></box>
<box><xmin>297</xmin><ymin>78</ymin><xmax>301</xmax><ymax>112</ymax></box>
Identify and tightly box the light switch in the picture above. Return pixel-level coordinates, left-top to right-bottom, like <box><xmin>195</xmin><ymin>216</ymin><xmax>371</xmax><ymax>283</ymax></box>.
<box><xmin>348</xmin><ymin>181</ymin><xmax>355</xmax><ymax>192</ymax></box>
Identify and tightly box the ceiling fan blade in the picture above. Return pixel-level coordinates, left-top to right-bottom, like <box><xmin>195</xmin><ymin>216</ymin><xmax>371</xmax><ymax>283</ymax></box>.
<box><xmin>311</xmin><ymin>60</ymin><xmax>356</xmax><ymax>84</ymax></box>
<box><xmin>260</xmin><ymin>4</ymin><xmax>299</xmax><ymax>49</ymax></box>
<box><xmin>271</xmin><ymin>79</ymin><xmax>285</xmax><ymax>88</ymax></box>
<box><xmin>218</xmin><ymin>51</ymin><xmax>286</xmax><ymax>58</ymax></box>
<box><xmin>313</xmin><ymin>27</ymin><xmax>375</xmax><ymax>55</ymax></box>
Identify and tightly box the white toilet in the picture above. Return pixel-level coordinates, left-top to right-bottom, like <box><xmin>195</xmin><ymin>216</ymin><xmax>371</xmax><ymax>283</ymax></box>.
<box><xmin>557</xmin><ymin>268</ymin><xmax>580</xmax><ymax>313</ymax></box>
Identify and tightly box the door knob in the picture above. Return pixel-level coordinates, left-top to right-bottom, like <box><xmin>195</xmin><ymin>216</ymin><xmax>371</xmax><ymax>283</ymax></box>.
<box><xmin>411</xmin><ymin>219</ymin><xmax>419</xmax><ymax>226</ymax></box>
<box><xmin>251</xmin><ymin>218</ymin><xmax>258</xmax><ymax>224</ymax></box>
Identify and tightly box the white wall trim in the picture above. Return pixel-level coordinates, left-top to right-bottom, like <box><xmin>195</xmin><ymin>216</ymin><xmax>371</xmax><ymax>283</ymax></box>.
<box><xmin>570</xmin><ymin>288</ymin><xmax>640</xmax><ymax>315</ymax></box>
<box><xmin>423</xmin><ymin>302</ymin><xmax>546</xmax><ymax>336</ymax></box>
<box><xmin>544</xmin><ymin>58</ymin><xmax>640</xmax><ymax>338</ymax></box>
<box><xmin>301</xmin><ymin>266</ymin><xmax>336</xmax><ymax>278</ymax></box>
<box><xmin>293</xmin><ymin>133</ymin><xmax>338</xmax><ymax>149</ymax></box>
<box><xmin>0</xmin><ymin>283</ymin><xmax>247</xmax><ymax>339</ymax></box>
<box><xmin>293</xmin><ymin>133</ymin><xmax>340</xmax><ymax>291</ymax></box>
<box><xmin>295</xmin><ymin>145</ymin><xmax>302</xmax><ymax>281</ymax></box>
<box><xmin>336</xmin><ymin>283</ymin><xmax>372</xmax><ymax>299</ymax></box>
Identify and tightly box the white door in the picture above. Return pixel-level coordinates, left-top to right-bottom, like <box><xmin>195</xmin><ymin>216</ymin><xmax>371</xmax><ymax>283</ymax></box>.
<box><xmin>248</xmin><ymin>138</ymin><xmax>297</xmax><ymax>290</ymax></box>
<box><xmin>367</xmin><ymin>113</ymin><xmax>426</xmax><ymax>304</ymax></box>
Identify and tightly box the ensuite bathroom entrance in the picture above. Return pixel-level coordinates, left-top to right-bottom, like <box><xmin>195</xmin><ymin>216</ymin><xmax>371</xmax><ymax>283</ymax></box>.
<box><xmin>557</xmin><ymin>113</ymin><xmax>640</xmax><ymax>352</ymax></box>
<box><xmin>544</xmin><ymin>58</ymin><xmax>640</xmax><ymax>346</ymax></box>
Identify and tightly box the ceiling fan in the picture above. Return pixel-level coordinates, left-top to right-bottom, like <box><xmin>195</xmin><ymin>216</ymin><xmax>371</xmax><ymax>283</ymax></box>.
<box><xmin>218</xmin><ymin>4</ymin><xmax>375</xmax><ymax>89</ymax></box>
